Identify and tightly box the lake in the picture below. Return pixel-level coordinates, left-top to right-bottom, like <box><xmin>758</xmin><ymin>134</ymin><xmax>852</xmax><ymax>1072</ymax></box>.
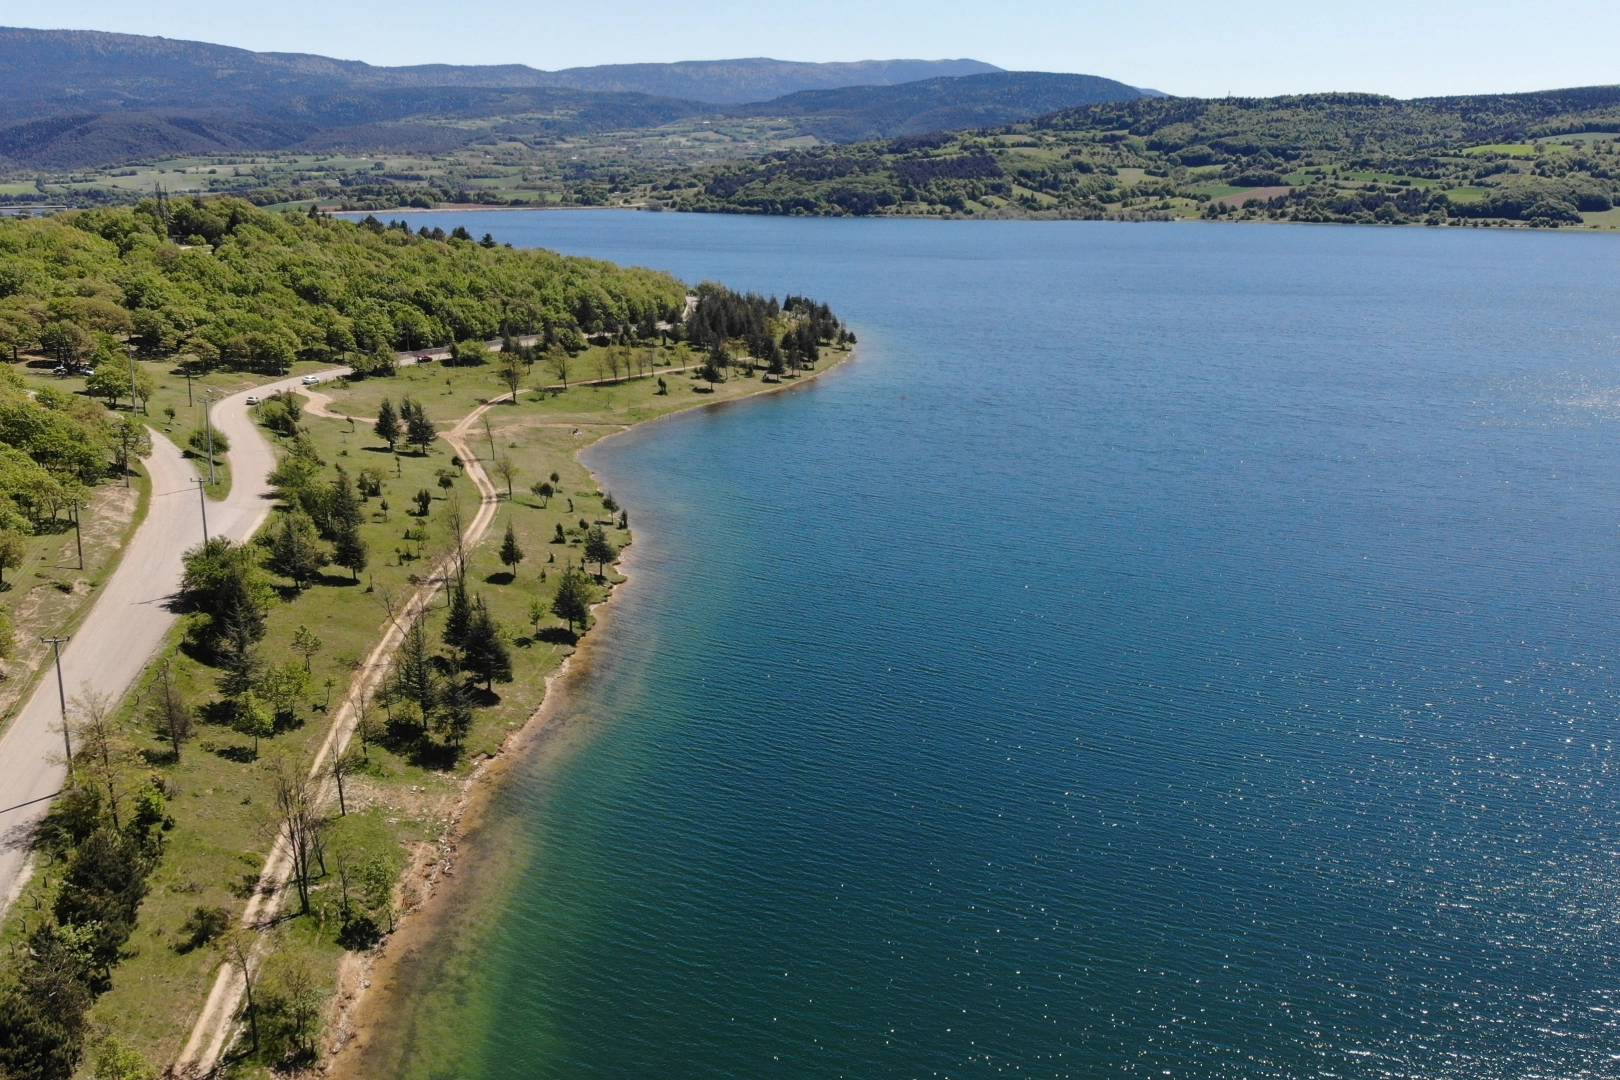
<box><xmin>357</xmin><ymin>211</ymin><xmax>1620</xmax><ymax>1079</ymax></box>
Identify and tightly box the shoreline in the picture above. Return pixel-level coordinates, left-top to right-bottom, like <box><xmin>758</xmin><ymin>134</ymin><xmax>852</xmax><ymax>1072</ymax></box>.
<box><xmin>325</xmin><ymin>346</ymin><xmax>859</xmax><ymax>1074</ymax></box>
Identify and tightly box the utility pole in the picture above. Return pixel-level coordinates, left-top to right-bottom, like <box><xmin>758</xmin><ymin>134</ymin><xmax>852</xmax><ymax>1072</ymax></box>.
<box><xmin>184</xmin><ymin>359</ymin><xmax>193</xmax><ymax>406</ymax></box>
<box><xmin>71</xmin><ymin>500</ymin><xmax>82</xmax><ymax>570</ymax></box>
<box><xmin>193</xmin><ymin>477</ymin><xmax>210</xmax><ymax>545</ymax></box>
<box><xmin>203</xmin><ymin>391</ymin><xmax>216</xmax><ymax>484</ymax></box>
<box><xmin>42</xmin><ymin>635</ymin><xmax>71</xmax><ymax>767</ymax></box>
<box><xmin>126</xmin><ymin>345</ymin><xmax>139</xmax><ymax>413</ymax></box>
<box><xmin>484</xmin><ymin>415</ymin><xmax>497</xmax><ymax>462</ymax></box>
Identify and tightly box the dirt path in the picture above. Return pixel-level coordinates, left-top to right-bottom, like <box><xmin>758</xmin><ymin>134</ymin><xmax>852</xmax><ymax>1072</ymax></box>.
<box><xmin>174</xmin><ymin>382</ymin><xmax>506</xmax><ymax>1078</ymax></box>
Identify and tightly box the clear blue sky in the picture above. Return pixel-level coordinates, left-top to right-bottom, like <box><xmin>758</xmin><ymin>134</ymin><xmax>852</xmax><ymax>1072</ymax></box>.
<box><xmin>6</xmin><ymin>0</ymin><xmax>1617</xmax><ymax>99</ymax></box>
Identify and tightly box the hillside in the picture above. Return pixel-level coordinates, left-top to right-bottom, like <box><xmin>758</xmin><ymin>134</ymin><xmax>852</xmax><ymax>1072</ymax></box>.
<box><xmin>0</xmin><ymin>28</ymin><xmax>1001</xmax><ymax>113</ymax></box>
<box><xmin>0</xmin><ymin>27</ymin><xmax>1013</xmax><ymax>167</ymax></box>
<box><xmin>665</xmin><ymin>87</ymin><xmax>1620</xmax><ymax>227</ymax></box>
<box><xmin>0</xmin><ymin>29</ymin><xmax>1146</xmax><ymax>172</ymax></box>
<box><xmin>721</xmin><ymin>72</ymin><xmax>1148</xmax><ymax>142</ymax></box>
<box><xmin>526</xmin><ymin>57</ymin><xmax>1002</xmax><ymax>104</ymax></box>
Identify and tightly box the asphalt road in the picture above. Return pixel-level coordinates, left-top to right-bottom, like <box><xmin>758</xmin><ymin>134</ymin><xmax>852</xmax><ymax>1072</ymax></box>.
<box><xmin>0</xmin><ymin>431</ymin><xmax>201</xmax><ymax>913</ymax></box>
<box><xmin>0</xmin><ymin>371</ymin><xmax>344</xmax><ymax>917</ymax></box>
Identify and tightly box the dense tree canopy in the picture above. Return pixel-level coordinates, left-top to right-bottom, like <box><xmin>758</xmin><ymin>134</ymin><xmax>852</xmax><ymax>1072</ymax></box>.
<box><xmin>0</xmin><ymin>198</ymin><xmax>688</xmax><ymax>378</ymax></box>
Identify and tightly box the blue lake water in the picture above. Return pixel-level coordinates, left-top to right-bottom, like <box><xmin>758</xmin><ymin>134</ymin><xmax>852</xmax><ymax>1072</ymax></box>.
<box><xmin>379</xmin><ymin>212</ymin><xmax>1620</xmax><ymax>1078</ymax></box>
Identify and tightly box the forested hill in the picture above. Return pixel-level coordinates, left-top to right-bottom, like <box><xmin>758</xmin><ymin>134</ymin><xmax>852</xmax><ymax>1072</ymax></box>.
<box><xmin>721</xmin><ymin>72</ymin><xmax>1150</xmax><ymax>142</ymax></box>
<box><xmin>0</xmin><ymin>28</ymin><xmax>998</xmax><ymax>113</ymax></box>
<box><xmin>0</xmin><ymin>199</ymin><xmax>686</xmax><ymax>370</ymax></box>
<box><xmin>0</xmin><ymin>28</ymin><xmax>1148</xmax><ymax>170</ymax></box>
<box><xmin>669</xmin><ymin>85</ymin><xmax>1620</xmax><ymax>227</ymax></box>
<box><xmin>526</xmin><ymin>58</ymin><xmax>1002</xmax><ymax>104</ymax></box>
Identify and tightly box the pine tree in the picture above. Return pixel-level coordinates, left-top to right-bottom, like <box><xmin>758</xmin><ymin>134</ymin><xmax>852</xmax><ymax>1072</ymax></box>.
<box><xmin>444</xmin><ymin>582</ymin><xmax>471</xmax><ymax>652</ymax></box>
<box><xmin>403</xmin><ymin>397</ymin><xmax>437</xmax><ymax>453</ymax></box>
<box><xmin>393</xmin><ymin>616</ymin><xmax>439</xmax><ymax>734</ymax></box>
<box><xmin>328</xmin><ymin>466</ymin><xmax>363</xmax><ymax>535</ymax></box>
<box><xmin>499</xmin><ymin>522</ymin><xmax>524</xmax><ymax>575</ymax></box>
<box><xmin>461</xmin><ymin>597</ymin><xmax>512</xmax><ymax>689</ymax></box>
<box><xmin>267</xmin><ymin>511</ymin><xmax>328</xmax><ymax>588</ymax></box>
<box><xmin>433</xmin><ymin>681</ymin><xmax>476</xmax><ymax>747</ymax></box>
<box><xmin>584</xmin><ymin>525</ymin><xmax>617</xmax><ymax>578</ymax></box>
<box><xmin>550</xmin><ymin>564</ymin><xmax>593</xmax><ymax>633</ymax></box>
<box><xmin>332</xmin><ymin>522</ymin><xmax>369</xmax><ymax>581</ymax></box>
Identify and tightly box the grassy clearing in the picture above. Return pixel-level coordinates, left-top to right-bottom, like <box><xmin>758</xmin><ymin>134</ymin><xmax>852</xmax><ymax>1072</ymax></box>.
<box><xmin>0</xmin><ymin>460</ymin><xmax>148</xmax><ymax>736</ymax></box>
<box><xmin>1581</xmin><ymin>207</ymin><xmax>1620</xmax><ymax>230</ymax></box>
<box><xmin>25</xmin><ymin>342</ymin><xmax>849</xmax><ymax>1076</ymax></box>
<box><xmin>1462</xmin><ymin>143</ymin><xmax>1541</xmax><ymax>157</ymax></box>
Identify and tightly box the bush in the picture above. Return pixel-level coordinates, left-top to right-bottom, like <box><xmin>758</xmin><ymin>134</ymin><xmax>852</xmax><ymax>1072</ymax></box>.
<box><xmin>177</xmin><ymin>905</ymin><xmax>231</xmax><ymax>953</ymax></box>
<box><xmin>186</xmin><ymin>425</ymin><xmax>229</xmax><ymax>456</ymax></box>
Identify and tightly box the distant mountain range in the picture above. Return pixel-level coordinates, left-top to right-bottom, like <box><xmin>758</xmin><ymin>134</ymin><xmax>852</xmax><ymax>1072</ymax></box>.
<box><xmin>0</xmin><ymin>28</ymin><xmax>1152</xmax><ymax>170</ymax></box>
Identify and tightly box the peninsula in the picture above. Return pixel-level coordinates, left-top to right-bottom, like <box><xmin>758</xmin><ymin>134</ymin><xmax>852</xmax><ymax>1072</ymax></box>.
<box><xmin>0</xmin><ymin>198</ymin><xmax>853</xmax><ymax>1078</ymax></box>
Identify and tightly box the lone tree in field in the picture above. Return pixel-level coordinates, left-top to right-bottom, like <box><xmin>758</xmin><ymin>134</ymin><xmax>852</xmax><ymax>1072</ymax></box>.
<box><xmin>373</xmin><ymin>398</ymin><xmax>400</xmax><ymax>450</ymax></box>
<box><xmin>151</xmin><ymin>660</ymin><xmax>194</xmax><ymax>760</ymax></box>
<box><xmin>291</xmin><ymin>625</ymin><xmax>323</xmax><ymax>672</ymax></box>
<box><xmin>403</xmin><ymin>398</ymin><xmax>437</xmax><ymax>454</ymax></box>
<box><xmin>499</xmin><ymin>350</ymin><xmax>525</xmax><ymax>403</ymax></box>
<box><xmin>584</xmin><ymin>525</ymin><xmax>617</xmax><ymax>578</ymax></box>
<box><xmin>499</xmin><ymin>522</ymin><xmax>525</xmax><ymax>575</ymax></box>
<box><xmin>233</xmin><ymin>690</ymin><xmax>274</xmax><ymax>756</ymax></box>
<box><xmin>546</xmin><ymin>345</ymin><xmax>571</xmax><ymax>389</ymax></box>
<box><xmin>493</xmin><ymin>456</ymin><xmax>517</xmax><ymax>500</ymax></box>
<box><xmin>530</xmin><ymin>480</ymin><xmax>554</xmax><ymax>507</ymax></box>
<box><xmin>333</xmin><ymin>521</ymin><xmax>369</xmax><ymax>581</ymax></box>
<box><xmin>550</xmin><ymin>563</ymin><xmax>593</xmax><ymax>633</ymax></box>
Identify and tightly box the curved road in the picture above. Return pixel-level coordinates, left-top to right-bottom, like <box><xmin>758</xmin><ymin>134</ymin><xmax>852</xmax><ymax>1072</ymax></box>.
<box><xmin>0</xmin><ymin>432</ymin><xmax>202</xmax><ymax>913</ymax></box>
<box><xmin>0</xmin><ymin>369</ymin><xmax>346</xmax><ymax>917</ymax></box>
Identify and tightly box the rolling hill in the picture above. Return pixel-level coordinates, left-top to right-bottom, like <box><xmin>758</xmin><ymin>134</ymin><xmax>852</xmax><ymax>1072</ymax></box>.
<box><xmin>0</xmin><ymin>28</ymin><xmax>1151</xmax><ymax>171</ymax></box>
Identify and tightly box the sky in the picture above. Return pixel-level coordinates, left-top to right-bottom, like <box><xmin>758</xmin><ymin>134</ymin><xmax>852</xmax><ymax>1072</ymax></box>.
<box><xmin>4</xmin><ymin>0</ymin><xmax>1618</xmax><ymax>99</ymax></box>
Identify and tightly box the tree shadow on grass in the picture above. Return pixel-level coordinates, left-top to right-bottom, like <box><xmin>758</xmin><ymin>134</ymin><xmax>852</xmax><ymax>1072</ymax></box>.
<box><xmin>212</xmin><ymin>744</ymin><xmax>257</xmax><ymax>763</ymax></box>
<box><xmin>317</xmin><ymin>573</ymin><xmax>363</xmax><ymax>587</ymax></box>
<box><xmin>534</xmin><ymin>627</ymin><xmax>579</xmax><ymax>646</ymax></box>
<box><xmin>484</xmin><ymin>571</ymin><xmax>515</xmax><ymax>585</ymax></box>
<box><xmin>409</xmin><ymin>739</ymin><xmax>461</xmax><ymax>771</ymax></box>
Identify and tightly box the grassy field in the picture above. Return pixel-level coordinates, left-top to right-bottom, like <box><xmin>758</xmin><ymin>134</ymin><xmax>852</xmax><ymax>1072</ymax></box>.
<box><xmin>0</xmin><ymin>449</ymin><xmax>148</xmax><ymax>738</ymax></box>
<box><xmin>1462</xmin><ymin>143</ymin><xmax>1541</xmax><ymax>157</ymax></box>
<box><xmin>0</xmin><ymin>341</ymin><xmax>850</xmax><ymax>1076</ymax></box>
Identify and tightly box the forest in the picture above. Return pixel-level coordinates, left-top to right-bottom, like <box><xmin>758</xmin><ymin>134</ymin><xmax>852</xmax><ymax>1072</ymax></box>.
<box><xmin>663</xmin><ymin>87</ymin><xmax>1620</xmax><ymax>226</ymax></box>
<box><xmin>0</xmin><ymin>197</ymin><xmax>687</xmax><ymax>374</ymax></box>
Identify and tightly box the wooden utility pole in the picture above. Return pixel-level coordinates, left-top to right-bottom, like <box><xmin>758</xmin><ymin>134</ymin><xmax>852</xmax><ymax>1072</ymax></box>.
<box><xmin>42</xmin><ymin>635</ymin><xmax>71</xmax><ymax>766</ymax></box>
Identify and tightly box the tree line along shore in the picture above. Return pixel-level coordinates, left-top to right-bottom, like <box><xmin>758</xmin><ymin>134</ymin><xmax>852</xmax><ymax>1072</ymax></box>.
<box><xmin>0</xmin><ymin>199</ymin><xmax>853</xmax><ymax>1079</ymax></box>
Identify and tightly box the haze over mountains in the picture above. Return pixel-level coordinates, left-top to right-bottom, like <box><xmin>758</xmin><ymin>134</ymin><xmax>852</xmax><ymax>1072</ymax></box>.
<box><xmin>0</xmin><ymin>28</ymin><xmax>1153</xmax><ymax>170</ymax></box>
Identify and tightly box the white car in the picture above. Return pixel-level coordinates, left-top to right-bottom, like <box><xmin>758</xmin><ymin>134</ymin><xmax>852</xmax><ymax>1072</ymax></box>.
<box><xmin>244</xmin><ymin>395</ymin><xmax>260</xmax><ymax>406</ymax></box>
<box><xmin>301</xmin><ymin>374</ymin><xmax>321</xmax><ymax>386</ymax></box>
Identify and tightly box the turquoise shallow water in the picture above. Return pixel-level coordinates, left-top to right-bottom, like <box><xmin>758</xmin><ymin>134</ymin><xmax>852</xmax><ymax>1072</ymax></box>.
<box><xmin>393</xmin><ymin>213</ymin><xmax>1620</xmax><ymax>1078</ymax></box>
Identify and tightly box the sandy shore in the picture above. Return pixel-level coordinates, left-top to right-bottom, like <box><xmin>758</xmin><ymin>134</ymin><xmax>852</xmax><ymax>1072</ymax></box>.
<box><xmin>324</xmin><ymin>347</ymin><xmax>859</xmax><ymax>1075</ymax></box>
